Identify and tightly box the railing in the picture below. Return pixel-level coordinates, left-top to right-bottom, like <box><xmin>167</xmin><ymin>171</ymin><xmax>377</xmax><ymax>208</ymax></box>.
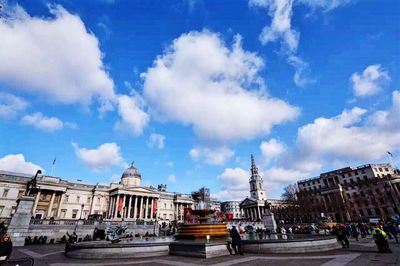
<box><xmin>28</xmin><ymin>218</ymin><xmax>158</xmax><ymax>227</ymax></box>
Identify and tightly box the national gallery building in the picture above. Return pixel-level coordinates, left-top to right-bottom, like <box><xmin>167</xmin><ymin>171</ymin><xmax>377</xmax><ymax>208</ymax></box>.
<box><xmin>0</xmin><ymin>163</ymin><xmax>193</xmax><ymax>223</ymax></box>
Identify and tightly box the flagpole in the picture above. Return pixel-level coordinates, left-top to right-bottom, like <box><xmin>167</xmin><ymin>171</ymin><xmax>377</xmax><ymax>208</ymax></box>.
<box><xmin>50</xmin><ymin>157</ymin><xmax>56</xmax><ymax>176</ymax></box>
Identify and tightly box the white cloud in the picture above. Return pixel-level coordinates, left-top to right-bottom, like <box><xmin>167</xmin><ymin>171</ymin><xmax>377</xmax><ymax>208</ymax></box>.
<box><xmin>250</xmin><ymin>0</ymin><xmax>352</xmax><ymax>87</ymax></box>
<box><xmin>142</xmin><ymin>31</ymin><xmax>299</xmax><ymax>142</ymax></box>
<box><xmin>0</xmin><ymin>154</ymin><xmax>42</xmax><ymax>174</ymax></box>
<box><xmin>254</xmin><ymin>0</ymin><xmax>299</xmax><ymax>53</ymax></box>
<box><xmin>266</xmin><ymin>90</ymin><xmax>400</xmax><ymax>185</ymax></box>
<box><xmin>212</xmin><ymin>167</ymin><xmax>250</xmax><ymax>201</ymax></box>
<box><xmin>260</xmin><ymin>138</ymin><xmax>285</xmax><ymax>160</ymax></box>
<box><xmin>0</xmin><ymin>4</ymin><xmax>115</xmax><ymax>110</ymax></box>
<box><xmin>168</xmin><ymin>174</ymin><xmax>176</xmax><ymax>183</ymax></box>
<box><xmin>114</xmin><ymin>94</ymin><xmax>149</xmax><ymax>136</ymax></box>
<box><xmin>287</xmin><ymin>55</ymin><xmax>314</xmax><ymax>87</ymax></box>
<box><xmin>351</xmin><ymin>64</ymin><xmax>390</xmax><ymax>97</ymax></box>
<box><xmin>0</xmin><ymin>92</ymin><xmax>28</xmax><ymax>118</ymax></box>
<box><xmin>165</xmin><ymin>161</ymin><xmax>174</xmax><ymax>168</ymax></box>
<box><xmin>148</xmin><ymin>133</ymin><xmax>166</xmax><ymax>149</ymax></box>
<box><xmin>21</xmin><ymin>112</ymin><xmax>64</xmax><ymax>132</ymax></box>
<box><xmin>297</xmin><ymin>0</ymin><xmax>352</xmax><ymax>11</ymax></box>
<box><xmin>72</xmin><ymin>142</ymin><xmax>125</xmax><ymax>172</ymax></box>
<box><xmin>190</xmin><ymin>146</ymin><xmax>235</xmax><ymax>165</ymax></box>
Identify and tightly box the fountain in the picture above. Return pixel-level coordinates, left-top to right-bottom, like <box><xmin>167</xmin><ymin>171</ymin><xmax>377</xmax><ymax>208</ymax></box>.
<box><xmin>174</xmin><ymin>204</ymin><xmax>228</xmax><ymax>239</ymax></box>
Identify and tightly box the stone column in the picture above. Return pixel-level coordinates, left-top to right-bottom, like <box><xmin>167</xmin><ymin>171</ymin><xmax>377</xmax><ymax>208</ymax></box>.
<box><xmin>144</xmin><ymin>197</ymin><xmax>149</xmax><ymax>219</ymax></box>
<box><xmin>108</xmin><ymin>196</ymin><xmax>113</xmax><ymax>218</ymax></box>
<box><xmin>47</xmin><ymin>191</ymin><xmax>56</xmax><ymax>218</ymax></box>
<box><xmin>133</xmin><ymin>195</ymin><xmax>138</xmax><ymax>219</ymax></box>
<box><xmin>56</xmin><ymin>193</ymin><xmax>65</xmax><ymax>218</ymax></box>
<box><xmin>114</xmin><ymin>194</ymin><xmax>120</xmax><ymax>219</ymax></box>
<box><xmin>127</xmin><ymin>195</ymin><xmax>132</xmax><ymax>219</ymax></box>
<box><xmin>150</xmin><ymin>198</ymin><xmax>154</xmax><ymax>220</ymax></box>
<box><xmin>257</xmin><ymin>206</ymin><xmax>261</xmax><ymax>221</ymax></box>
<box><xmin>89</xmin><ymin>193</ymin><xmax>96</xmax><ymax>215</ymax></box>
<box><xmin>139</xmin><ymin>196</ymin><xmax>144</xmax><ymax>219</ymax></box>
<box><xmin>32</xmin><ymin>190</ymin><xmax>41</xmax><ymax>215</ymax></box>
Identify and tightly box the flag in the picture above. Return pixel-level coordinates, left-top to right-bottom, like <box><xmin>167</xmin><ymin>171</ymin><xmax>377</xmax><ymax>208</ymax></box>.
<box><xmin>52</xmin><ymin>157</ymin><xmax>57</xmax><ymax>165</ymax></box>
<box><xmin>387</xmin><ymin>151</ymin><xmax>393</xmax><ymax>157</ymax></box>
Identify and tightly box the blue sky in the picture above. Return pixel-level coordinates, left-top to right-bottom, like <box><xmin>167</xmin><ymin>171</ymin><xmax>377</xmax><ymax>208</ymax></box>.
<box><xmin>0</xmin><ymin>0</ymin><xmax>399</xmax><ymax>200</ymax></box>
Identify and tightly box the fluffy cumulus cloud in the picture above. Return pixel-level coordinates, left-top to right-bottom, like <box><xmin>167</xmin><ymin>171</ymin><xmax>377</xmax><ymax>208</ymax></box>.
<box><xmin>297</xmin><ymin>0</ymin><xmax>352</xmax><ymax>11</ymax></box>
<box><xmin>190</xmin><ymin>146</ymin><xmax>235</xmax><ymax>165</ymax></box>
<box><xmin>264</xmin><ymin>90</ymin><xmax>400</xmax><ymax>185</ymax></box>
<box><xmin>148</xmin><ymin>133</ymin><xmax>166</xmax><ymax>149</ymax></box>
<box><xmin>0</xmin><ymin>154</ymin><xmax>42</xmax><ymax>174</ymax></box>
<box><xmin>260</xmin><ymin>138</ymin><xmax>285</xmax><ymax>160</ymax></box>
<box><xmin>212</xmin><ymin>167</ymin><xmax>250</xmax><ymax>201</ymax></box>
<box><xmin>0</xmin><ymin>4</ymin><xmax>115</xmax><ymax>110</ymax></box>
<box><xmin>21</xmin><ymin>112</ymin><xmax>64</xmax><ymax>132</ymax></box>
<box><xmin>351</xmin><ymin>64</ymin><xmax>390</xmax><ymax>97</ymax></box>
<box><xmin>0</xmin><ymin>92</ymin><xmax>28</xmax><ymax>118</ymax></box>
<box><xmin>114</xmin><ymin>94</ymin><xmax>149</xmax><ymax>136</ymax></box>
<box><xmin>72</xmin><ymin>142</ymin><xmax>125</xmax><ymax>172</ymax></box>
<box><xmin>142</xmin><ymin>31</ymin><xmax>299</xmax><ymax>142</ymax></box>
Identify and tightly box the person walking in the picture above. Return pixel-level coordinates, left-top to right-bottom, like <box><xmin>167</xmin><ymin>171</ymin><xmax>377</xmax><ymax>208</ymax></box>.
<box><xmin>372</xmin><ymin>225</ymin><xmax>392</xmax><ymax>253</ymax></box>
<box><xmin>350</xmin><ymin>223</ymin><xmax>359</xmax><ymax>241</ymax></box>
<box><xmin>230</xmin><ymin>226</ymin><xmax>243</xmax><ymax>255</ymax></box>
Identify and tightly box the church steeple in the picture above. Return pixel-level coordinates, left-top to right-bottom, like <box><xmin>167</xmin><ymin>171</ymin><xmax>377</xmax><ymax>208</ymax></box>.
<box><xmin>250</xmin><ymin>154</ymin><xmax>259</xmax><ymax>178</ymax></box>
<box><xmin>249</xmin><ymin>154</ymin><xmax>266</xmax><ymax>201</ymax></box>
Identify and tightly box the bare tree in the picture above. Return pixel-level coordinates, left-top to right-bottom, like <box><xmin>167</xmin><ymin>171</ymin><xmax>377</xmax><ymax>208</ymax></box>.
<box><xmin>281</xmin><ymin>183</ymin><xmax>298</xmax><ymax>204</ymax></box>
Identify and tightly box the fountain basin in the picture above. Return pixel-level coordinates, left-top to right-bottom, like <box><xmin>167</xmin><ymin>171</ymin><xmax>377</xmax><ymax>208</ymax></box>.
<box><xmin>175</xmin><ymin>223</ymin><xmax>228</xmax><ymax>239</ymax></box>
<box><xmin>66</xmin><ymin>237</ymin><xmax>172</xmax><ymax>259</ymax></box>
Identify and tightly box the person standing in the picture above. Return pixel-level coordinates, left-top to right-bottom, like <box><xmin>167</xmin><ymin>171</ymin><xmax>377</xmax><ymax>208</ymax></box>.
<box><xmin>230</xmin><ymin>226</ymin><xmax>244</xmax><ymax>255</ymax></box>
<box><xmin>372</xmin><ymin>225</ymin><xmax>392</xmax><ymax>253</ymax></box>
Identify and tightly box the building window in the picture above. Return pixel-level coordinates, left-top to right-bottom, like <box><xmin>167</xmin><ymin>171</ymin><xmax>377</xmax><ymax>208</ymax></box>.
<box><xmin>164</xmin><ymin>203</ymin><xmax>167</xmax><ymax>209</ymax></box>
<box><xmin>64</xmin><ymin>195</ymin><xmax>69</xmax><ymax>202</ymax></box>
<box><xmin>97</xmin><ymin>197</ymin><xmax>101</xmax><ymax>203</ymax></box>
<box><xmin>76</xmin><ymin>196</ymin><xmax>80</xmax><ymax>203</ymax></box>
<box><xmin>363</xmin><ymin>176</ymin><xmax>368</xmax><ymax>181</ymax></box>
<box><xmin>60</xmin><ymin>209</ymin><xmax>67</xmax><ymax>219</ymax></box>
<box><xmin>384</xmin><ymin>168</ymin><xmax>389</xmax><ymax>171</ymax></box>
<box><xmin>72</xmin><ymin>209</ymin><xmax>78</xmax><ymax>219</ymax></box>
<box><xmin>347</xmin><ymin>173</ymin><xmax>352</xmax><ymax>177</ymax></box>
<box><xmin>2</xmin><ymin>189</ymin><xmax>9</xmax><ymax>198</ymax></box>
<box><xmin>379</xmin><ymin>168</ymin><xmax>383</xmax><ymax>172</ymax></box>
<box><xmin>361</xmin><ymin>169</ymin><xmax>366</xmax><ymax>174</ymax></box>
<box><xmin>87</xmin><ymin>197</ymin><xmax>91</xmax><ymax>203</ymax></box>
<box><xmin>0</xmin><ymin>206</ymin><xmax>4</xmax><ymax>216</ymax></box>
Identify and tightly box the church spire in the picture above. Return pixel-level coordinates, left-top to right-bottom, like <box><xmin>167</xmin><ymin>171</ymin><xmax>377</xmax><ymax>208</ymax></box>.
<box><xmin>250</xmin><ymin>154</ymin><xmax>259</xmax><ymax>179</ymax></box>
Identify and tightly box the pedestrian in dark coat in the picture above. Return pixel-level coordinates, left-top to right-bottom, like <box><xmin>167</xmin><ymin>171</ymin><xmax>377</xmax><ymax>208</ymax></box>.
<box><xmin>230</xmin><ymin>226</ymin><xmax>243</xmax><ymax>255</ymax></box>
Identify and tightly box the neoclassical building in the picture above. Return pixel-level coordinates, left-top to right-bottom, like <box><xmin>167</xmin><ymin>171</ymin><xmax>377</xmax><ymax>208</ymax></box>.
<box><xmin>0</xmin><ymin>163</ymin><xmax>194</xmax><ymax>222</ymax></box>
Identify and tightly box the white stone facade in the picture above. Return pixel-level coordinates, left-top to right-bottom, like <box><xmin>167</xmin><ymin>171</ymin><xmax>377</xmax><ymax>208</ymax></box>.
<box><xmin>0</xmin><ymin>163</ymin><xmax>193</xmax><ymax>223</ymax></box>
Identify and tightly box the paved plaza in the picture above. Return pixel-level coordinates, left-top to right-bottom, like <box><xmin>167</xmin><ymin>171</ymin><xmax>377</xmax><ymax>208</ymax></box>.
<box><xmin>6</xmin><ymin>236</ymin><xmax>400</xmax><ymax>266</ymax></box>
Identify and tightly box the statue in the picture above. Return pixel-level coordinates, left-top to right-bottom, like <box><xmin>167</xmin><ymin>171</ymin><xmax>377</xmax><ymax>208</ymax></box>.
<box><xmin>25</xmin><ymin>170</ymin><xmax>41</xmax><ymax>196</ymax></box>
<box><xmin>106</xmin><ymin>225</ymin><xmax>128</xmax><ymax>243</ymax></box>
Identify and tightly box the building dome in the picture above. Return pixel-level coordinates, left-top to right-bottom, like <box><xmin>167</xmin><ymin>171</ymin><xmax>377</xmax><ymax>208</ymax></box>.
<box><xmin>121</xmin><ymin>162</ymin><xmax>141</xmax><ymax>186</ymax></box>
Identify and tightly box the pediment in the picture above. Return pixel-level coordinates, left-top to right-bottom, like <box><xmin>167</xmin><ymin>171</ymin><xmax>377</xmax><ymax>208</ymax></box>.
<box><xmin>239</xmin><ymin>197</ymin><xmax>257</xmax><ymax>207</ymax></box>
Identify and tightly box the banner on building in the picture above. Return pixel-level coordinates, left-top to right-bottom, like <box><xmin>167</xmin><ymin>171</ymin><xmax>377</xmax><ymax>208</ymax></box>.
<box><xmin>153</xmin><ymin>198</ymin><xmax>158</xmax><ymax>214</ymax></box>
<box><xmin>118</xmin><ymin>196</ymin><xmax>123</xmax><ymax>212</ymax></box>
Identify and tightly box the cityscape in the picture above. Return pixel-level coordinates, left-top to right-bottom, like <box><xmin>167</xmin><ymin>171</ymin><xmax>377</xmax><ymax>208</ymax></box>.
<box><xmin>0</xmin><ymin>0</ymin><xmax>399</xmax><ymax>265</ymax></box>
